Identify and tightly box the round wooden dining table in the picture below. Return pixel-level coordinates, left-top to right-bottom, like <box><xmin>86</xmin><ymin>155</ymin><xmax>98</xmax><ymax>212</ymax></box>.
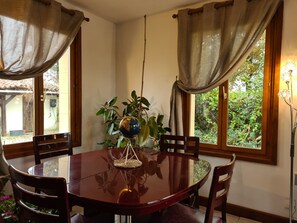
<box><xmin>28</xmin><ymin>148</ymin><xmax>211</xmax><ymax>216</ymax></box>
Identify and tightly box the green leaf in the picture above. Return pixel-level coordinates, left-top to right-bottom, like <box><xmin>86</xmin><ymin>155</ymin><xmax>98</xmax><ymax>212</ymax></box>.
<box><xmin>148</xmin><ymin>117</ymin><xmax>158</xmax><ymax>138</ymax></box>
<box><xmin>108</xmin><ymin>123</ymin><xmax>114</xmax><ymax>135</ymax></box>
<box><xmin>117</xmin><ymin>135</ymin><xmax>125</xmax><ymax>147</ymax></box>
<box><xmin>111</xmin><ymin>130</ymin><xmax>120</xmax><ymax>135</ymax></box>
<box><xmin>141</xmin><ymin>97</ymin><xmax>150</xmax><ymax>107</ymax></box>
<box><xmin>157</xmin><ymin>114</ymin><xmax>164</xmax><ymax>124</ymax></box>
<box><xmin>108</xmin><ymin>97</ymin><xmax>117</xmax><ymax>106</ymax></box>
<box><xmin>138</xmin><ymin>124</ymin><xmax>150</xmax><ymax>146</ymax></box>
<box><xmin>131</xmin><ymin>90</ymin><xmax>137</xmax><ymax>100</ymax></box>
<box><xmin>96</xmin><ymin>107</ymin><xmax>106</xmax><ymax>116</ymax></box>
<box><xmin>164</xmin><ymin>127</ymin><xmax>171</xmax><ymax>132</ymax></box>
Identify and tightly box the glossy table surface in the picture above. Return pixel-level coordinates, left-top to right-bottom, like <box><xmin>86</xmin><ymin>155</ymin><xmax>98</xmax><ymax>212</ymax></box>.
<box><xmin>28</xmin><ymin>148</ymin><xmax>211</xmax><ymax>215</ymax></box>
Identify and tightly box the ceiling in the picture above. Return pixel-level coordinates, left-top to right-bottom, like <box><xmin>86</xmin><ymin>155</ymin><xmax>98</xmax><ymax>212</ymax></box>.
<box><xmin>64</xmin><ymin>0</ymin><xmax>206</xmax><ymax>24</ymax></box>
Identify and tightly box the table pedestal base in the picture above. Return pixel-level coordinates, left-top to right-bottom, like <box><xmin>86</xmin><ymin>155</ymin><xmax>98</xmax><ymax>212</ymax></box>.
<box><xmin>115</xmin><ymin>215</ymin><xmax>132</xmax><ymax>223</ymax></box>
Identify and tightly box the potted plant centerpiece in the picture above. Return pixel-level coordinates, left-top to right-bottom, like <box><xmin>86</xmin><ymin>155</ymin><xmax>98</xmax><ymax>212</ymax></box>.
<box><xmin>96</xmin><ymin>90</ymin><xmax>170</xmax><ymax>149</ymax></box>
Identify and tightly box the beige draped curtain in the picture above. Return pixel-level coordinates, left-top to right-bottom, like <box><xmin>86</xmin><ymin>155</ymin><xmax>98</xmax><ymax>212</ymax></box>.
<box><xmin>0</xmin><ymin>0</ymin><xmax>85</xmax><ymax>193</ymax></box>
<box><xmin>0</xmin><ymin>0</ymin><xmax>85</xmax><ymax>80</ymax></box>
<box><xmin>169</xmin><ymin>0</ymin><xmax>282</xmax><ymax>135</ymax></box>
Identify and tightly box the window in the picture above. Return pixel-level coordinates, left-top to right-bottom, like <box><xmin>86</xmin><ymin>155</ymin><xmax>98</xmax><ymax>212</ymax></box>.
<box><xmin>187</xmin><ymin>4</ymin><xmax>282</xmax><ymax>164</ymax></box>
<box><xmin>2</xmin><ymin>30</ymin><xmax>82</xmax><ymax>159</ymax></box>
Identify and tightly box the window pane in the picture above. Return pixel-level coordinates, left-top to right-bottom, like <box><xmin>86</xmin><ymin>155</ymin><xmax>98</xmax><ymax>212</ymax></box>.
<box><xmin>0</xmin><ymin>79</ymin><xmax>34</xmax><ymax>145</ymax></box>
<box><xmin>44</xmin><ymin>49</ymin><xmax>70</xmax><ymax>134</ymax></box>
<box><xmin>194</xmin><ymin>87</ymin><xmax>219</xmax><ymax>144</ymax></box>
<box><xmin>227</xmin><ymin>33</ymin><xmax>265</xmax><ymax>149</ymax></box>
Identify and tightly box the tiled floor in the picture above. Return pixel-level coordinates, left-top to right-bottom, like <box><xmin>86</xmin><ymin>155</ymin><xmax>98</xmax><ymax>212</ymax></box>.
<box><xmin>207</xmin><ymin>206</ymin><xmax>262</xmax><ymax>223</ymax></box>
<box><xmin>217</xmin><ymin>212</ymin><xmax>262</xmax><ymax>223</ymax></box>
<box><xmin>225</xmin><ymin>214</ymin><xmax>262</xmax><ymax>223</ymax></box>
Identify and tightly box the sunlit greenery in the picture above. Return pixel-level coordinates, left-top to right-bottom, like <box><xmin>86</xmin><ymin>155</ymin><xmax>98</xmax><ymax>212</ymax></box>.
<box><xmin>195</xmin><ymin>88</ymin><xmax>219</xmax><ymax>144</ymax></box>
<box><xmin>195</xmin><ymin>33</ymin><xmax>265</xmax><ymax>149</ymax></box>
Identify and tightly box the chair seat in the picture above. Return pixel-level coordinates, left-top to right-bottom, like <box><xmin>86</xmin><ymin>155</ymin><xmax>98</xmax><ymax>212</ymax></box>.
<box><xmin>161</xmin><ymin>203</ymin><xmax>223</xmax><ymax>223</ymax></box>
<box><xmin>149</xmin><ymin>154</ymin><xmax>236</xmax><ymax>223</ymax></box>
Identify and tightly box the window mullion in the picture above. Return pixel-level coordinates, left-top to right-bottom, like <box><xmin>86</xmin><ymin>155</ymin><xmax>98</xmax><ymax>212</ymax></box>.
<box><xmin>70</xmin><ymin>29</ymin><xmax>82</xmax><ymax>147</ymax></box>
<box><xmin>219</xmin><ymin>82</ymin><xmax>228</xmax><ymax>150</ymax></box>
<box><xmin>34</xmin><ymin>76</ymin><xmax>44</xmax><ymax>135</ymax></box>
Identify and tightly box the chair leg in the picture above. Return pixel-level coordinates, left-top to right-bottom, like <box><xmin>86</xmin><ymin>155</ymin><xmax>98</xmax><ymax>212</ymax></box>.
<box><xmin>192</xmin><ymin>190</ymin><xmax>200</xmax><ymax>208</ymax></box>
<box><xmin>221</xmin><ymin>202</ymin><xmax>227</xmax><ymax>223</ymax></box>
<box><xmin>180</xmin><ymin>191</ymin><xmax>199</xmax><ymax>208</ymax></box>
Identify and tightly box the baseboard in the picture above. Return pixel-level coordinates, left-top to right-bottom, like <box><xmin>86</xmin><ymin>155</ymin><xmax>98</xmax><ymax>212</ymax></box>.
<box><xmin>199</xmin><ymin>196</ymin><xmax>297</xmax><ymax>223</ymax></box>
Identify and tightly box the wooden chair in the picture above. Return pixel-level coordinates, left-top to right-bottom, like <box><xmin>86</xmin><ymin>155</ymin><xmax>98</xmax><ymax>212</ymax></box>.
<box><xmin>158</xmin><ymin>154</ymin><xmax>236</xmax><ymax>223</ymax></box>
<box><xmin>33</xmin><ymin>132</ymin><xmax>73</xmax><ymax>165</ymax></box>
<box><xmin>8</xmin><ymin>165</ymin><xmax>104</xmax><ymax>223</ymax></box>
<box><xmin>160</xmin><ymin>134</ymin><xmax>200</xmax><ymax>206</ymax></box>
<box><xmin>159</xmin><ymin>134</ymin><xmax>199</xmax><ymax>158</ymax></box>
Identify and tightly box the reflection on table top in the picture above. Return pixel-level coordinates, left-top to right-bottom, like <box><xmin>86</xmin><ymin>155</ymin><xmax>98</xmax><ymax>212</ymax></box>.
<box><xmin>28</xmin><ymin>148</ymin><xmax>211</xmax><ymax>215</ymax></box>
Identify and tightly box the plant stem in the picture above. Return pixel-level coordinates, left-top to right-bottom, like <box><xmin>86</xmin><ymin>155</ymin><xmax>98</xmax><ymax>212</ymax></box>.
<box><xmin>139</xmin><ymin>15</ymin><xmax>147</xmax><ymax>118</ymax></box>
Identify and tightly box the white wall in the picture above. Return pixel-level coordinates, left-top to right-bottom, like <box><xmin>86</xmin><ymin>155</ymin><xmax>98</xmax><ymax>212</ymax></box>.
<box><xmin>78</xmin><ymin>7</ymin><xmax>116</xmax><ymax>152</ymax></box>
<box><xmin>6</xmin><ymin>95</ymin><xmax>23</xmax><ymax>133</ymax></box>
<box><xmin>60</xmin><ymin>0</ymin><xmax>117</xmax><ymax>152</ymax></box>
<box><xmin>115</xmin><ymin>0</ymin><xmax>297</xmax><ymax>218</ymax></box>
<box><xmin>116</xmin><ymin>14</ymin><xmax>177</xmax><ymax>120</ymax></box>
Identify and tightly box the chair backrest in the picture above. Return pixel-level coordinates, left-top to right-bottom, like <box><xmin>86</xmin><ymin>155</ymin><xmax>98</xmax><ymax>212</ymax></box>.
<box><xmin>159</xmin><ymin>134</ymin><xmax>199</xmax><ymax>158</ymax></box>
<box><xmin>0</xmin><ymin>147</ymin><xmax>10</xmax><ymax>193</ymax></box>
<box><xmin>33</xmin><ymin>132</ymin><xmax>73</xmax><ymax>165</ymax></box>
<box><xmin>204</xmin><ymin>154</ymin><xmax>236</xmax><ymax>223</ymax></box>
<box><xmin>8</xmin><ymin>165</ymin><xmax>71</xmax><ymax>223</ymax></box>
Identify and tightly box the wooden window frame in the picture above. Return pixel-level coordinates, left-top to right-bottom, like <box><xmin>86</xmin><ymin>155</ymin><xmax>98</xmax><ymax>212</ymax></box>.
<box><xmin>183</xmin><ymin>3</ymin><xmax>283</xmax><ymax>165</ymax></box>
<box><xmin>3</xmin><ymin>30</ymin><xmax>82</xmax><ymax>159</ymax></box>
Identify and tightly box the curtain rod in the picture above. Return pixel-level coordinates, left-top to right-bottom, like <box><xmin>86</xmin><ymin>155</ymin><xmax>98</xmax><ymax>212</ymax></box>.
<box><xmin>34</xmin><ymin>0</ymin><xmax>90</xmax><ymax>22</ymax></box>
<box><xmin>172</xmin><ymin>0</ymin><xmax>252</xmax><ymax>18</ymax></box>
<box><xmin>62</xmin><ymin>5</ymin><xmax>90</xmax><ymax>22</ymax></box>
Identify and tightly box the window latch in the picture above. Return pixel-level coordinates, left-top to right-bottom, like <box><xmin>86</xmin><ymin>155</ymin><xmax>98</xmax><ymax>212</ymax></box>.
<box><xmin>223</xmin><ymin>86</ymin><xmax>228</xmax><ymax>100</ymax></box>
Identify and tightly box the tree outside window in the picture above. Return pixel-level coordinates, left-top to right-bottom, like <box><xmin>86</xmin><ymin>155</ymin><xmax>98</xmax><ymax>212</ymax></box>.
<box><xmin>190</xmin><ymin>4</ymin><xmax>282</xmax><ymax>164</ymax></box>
<box><xmin>195</xmin><ymin>33</ymin><xmax>265</xmax><ymax>149</ymax></box>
